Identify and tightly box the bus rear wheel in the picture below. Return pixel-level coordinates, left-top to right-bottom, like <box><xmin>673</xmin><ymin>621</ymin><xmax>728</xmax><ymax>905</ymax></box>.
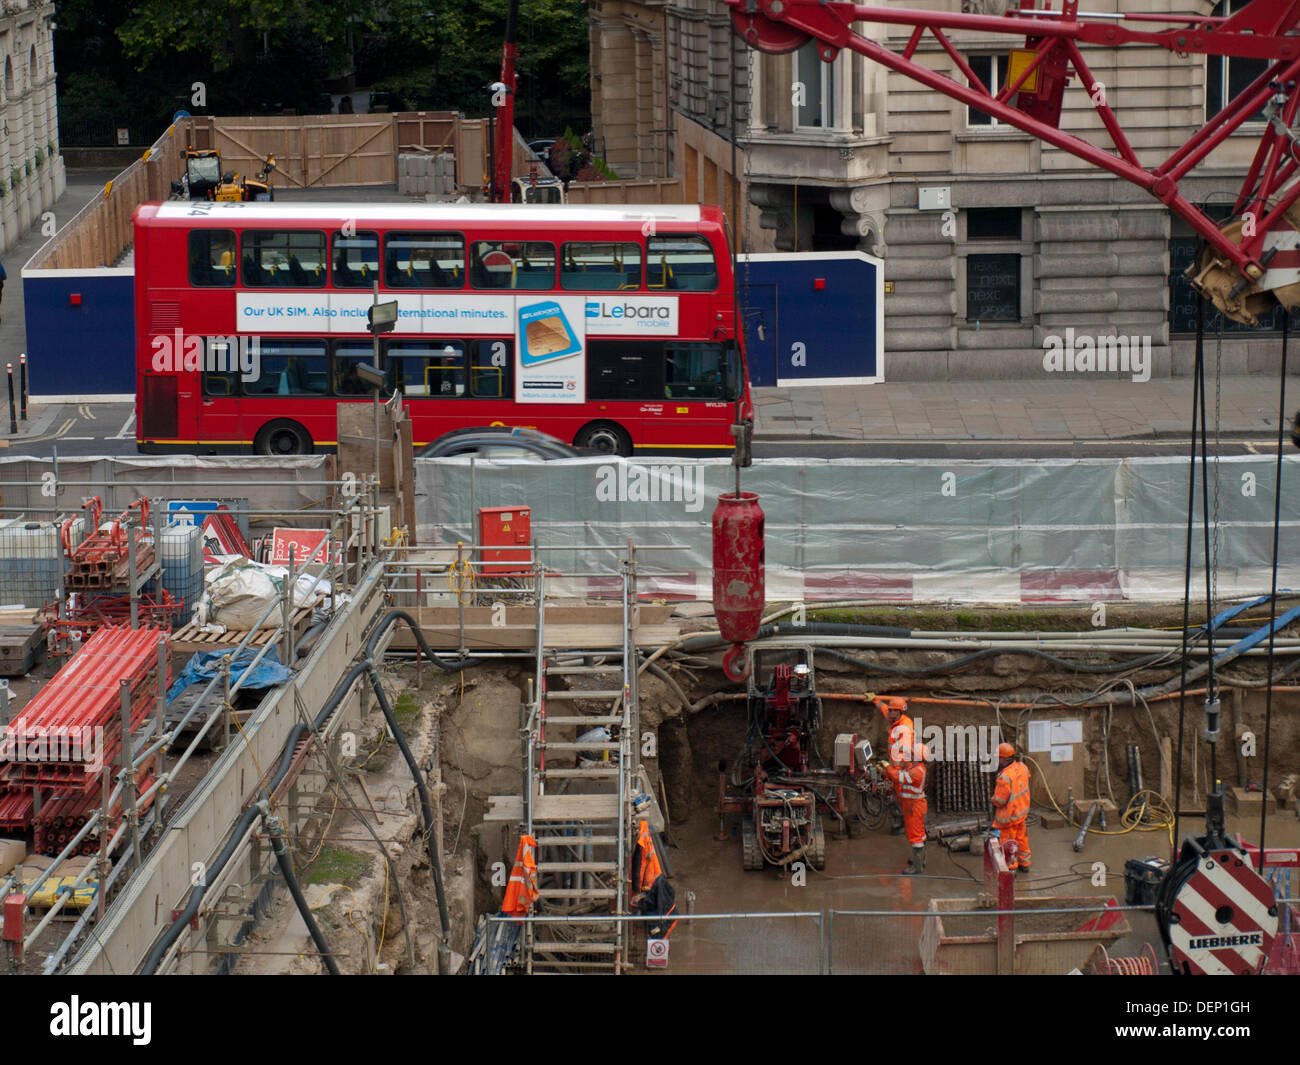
<box><xmin>576</xmin><ymin>421</ymin><xmax>631</xmax><ymax>457</ymax></box>
<box><xmin>254</xmin><ymin>420</ymin><xmax>312</xmax><ymax>457</ymax></box>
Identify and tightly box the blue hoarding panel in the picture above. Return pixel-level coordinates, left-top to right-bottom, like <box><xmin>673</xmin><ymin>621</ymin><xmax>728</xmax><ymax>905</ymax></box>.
<box><xmin>738</xmin><ymin>252</ymin><xmax>882</xmax><ymax>386</ymax></box>
<box><xmin>22</xmin><ymin>272</ymin><xmax>135</xmax><ymax>396</ymax></box>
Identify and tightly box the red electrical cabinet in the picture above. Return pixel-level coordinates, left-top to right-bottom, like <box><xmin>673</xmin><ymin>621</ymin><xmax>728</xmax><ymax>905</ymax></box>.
<box><xmin>478</xmin><ymin>506</ymin><xmax>532</xmax><ymax>574</ymax></box>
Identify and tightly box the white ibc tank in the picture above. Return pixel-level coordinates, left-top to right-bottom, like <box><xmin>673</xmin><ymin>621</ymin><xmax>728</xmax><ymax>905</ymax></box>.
<box><xmin>0</xmin><ymin>519</ymin><xmax>65</xmax><ymax>608</ymax></box>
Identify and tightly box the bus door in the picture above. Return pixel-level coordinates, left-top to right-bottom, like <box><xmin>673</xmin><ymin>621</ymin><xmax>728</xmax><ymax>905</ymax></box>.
<box><xmin>197</xmin><ymin>338</ymin><xmax>243</xmax><ymax>447</ymax></box>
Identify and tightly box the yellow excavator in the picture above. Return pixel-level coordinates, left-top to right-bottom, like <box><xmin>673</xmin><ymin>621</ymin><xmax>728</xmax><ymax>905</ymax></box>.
<box><xmin>172</xmin><ymin>147</ymin><xmax>277</xmax><ymax>202</ymax></box>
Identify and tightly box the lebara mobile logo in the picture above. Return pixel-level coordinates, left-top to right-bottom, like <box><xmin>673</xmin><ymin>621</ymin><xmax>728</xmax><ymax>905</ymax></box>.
<box><xmin>519</xmin><ymin>301</ymin><xmax>581</xmax><ymax>366</ymax></box>
<box><xmin>586</xmin><ymin>299</ymin><xmax>674</xmax><ymax>323</ymax></box>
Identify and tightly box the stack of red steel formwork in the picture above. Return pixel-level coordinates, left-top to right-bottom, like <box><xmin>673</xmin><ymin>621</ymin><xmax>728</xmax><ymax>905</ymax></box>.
<box><xmin>0</xmin><ymin>625</ymin><xmax>169</xmax><ymax>851</ymax></box>
<box><xmin>0</xmin><ymin>789</ymin><xmax>34</xmax><ymax>833</ymax></box>
<box><xmin>31</xmin><ymin>755</ymin><xmax>158</xmax><ymax>856</ymax></box>
<box><xmin>59</xmin><ymin>499</ymin><xmax>164</xmax><ymax>650</ymax></box>
<box><xmin>62</xmin><ymin>589</ymin><xmax>178</xmax><ymax>632</ymax></box>
<box><xmin>66</xmin><ymin>525</ymin><xmax>155</xmax><ymax>592</ymax></box>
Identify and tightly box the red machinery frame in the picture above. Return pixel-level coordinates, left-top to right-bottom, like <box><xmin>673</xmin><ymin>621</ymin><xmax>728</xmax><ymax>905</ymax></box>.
<box><xmin>728</xmin><ymin>0</ymin><xmax>1300</xmax><ymax>316</ymax></box>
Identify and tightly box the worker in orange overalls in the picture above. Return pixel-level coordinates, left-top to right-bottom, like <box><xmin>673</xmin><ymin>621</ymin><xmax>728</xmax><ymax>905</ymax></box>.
<box><xmin>884</xmin><ymin>743</ymin><xmax>928</xmax><ymax>874</ymax></box>
<box><xmin>991</xmin><ymin>743</ymin><xmax>1032</xmax><ymax>873</ymax></box>
<box><xmin>501</xmin><ymin>834</ymin><xmax>539</xmax><ymax>915</ymax></box>
<box><xmin>876</xmin><ymin>696</ymin><xmax>914</xmax><ymax>835</ymax></box>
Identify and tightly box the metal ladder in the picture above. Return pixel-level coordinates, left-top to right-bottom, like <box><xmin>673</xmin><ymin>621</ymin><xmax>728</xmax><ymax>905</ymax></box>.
<box><xmin>521</xmin><ymin>553</ymin><xmax>638</xmax><ymax>974</ymax></box>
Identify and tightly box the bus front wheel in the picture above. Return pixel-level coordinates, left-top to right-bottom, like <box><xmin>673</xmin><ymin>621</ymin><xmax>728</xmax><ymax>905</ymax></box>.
<box><xmin>254</xmin><ymin>420</ymin><xmax>313</xmax><ymax>457</ymax></box>
<box><xmin>576</xmin><ymin>421</ymin><xmax>631</xmax><ymax>457</ymax></box>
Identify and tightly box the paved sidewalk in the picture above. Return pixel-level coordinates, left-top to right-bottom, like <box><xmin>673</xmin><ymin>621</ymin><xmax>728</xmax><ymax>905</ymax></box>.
<box><xmin>752</xmin><ymin>376</ymin><xmax>1293</xmax><ymax>442</ymax></box>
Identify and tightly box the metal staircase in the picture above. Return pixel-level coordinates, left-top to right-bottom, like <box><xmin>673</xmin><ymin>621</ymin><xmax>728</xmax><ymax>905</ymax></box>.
<box><xmin>520</xmin><ymin>555</ymin><xmax>639</xmax><ymax>974</ymax></box>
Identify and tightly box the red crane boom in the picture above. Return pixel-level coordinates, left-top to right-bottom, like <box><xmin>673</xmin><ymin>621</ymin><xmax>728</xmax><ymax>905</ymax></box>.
<box><xmin>491</xmin><ymin>0</ymin><xmax>521</xmax><ymax>204</ymax></box>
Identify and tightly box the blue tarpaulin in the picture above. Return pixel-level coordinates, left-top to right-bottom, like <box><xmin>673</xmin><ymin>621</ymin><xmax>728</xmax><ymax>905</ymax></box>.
<box><xmin>166</xmin><ymin>646</ymin><xmax>295</xmax><ymax>705</ymax></box>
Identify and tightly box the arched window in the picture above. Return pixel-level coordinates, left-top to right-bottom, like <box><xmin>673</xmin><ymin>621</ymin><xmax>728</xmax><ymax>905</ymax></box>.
<box><xmin>4</xmin><ymin>55</ymin><xmax>14</xmax><ymax>99</ymax></box>
<box><xmin>29</xmin><ymin>44</ymin><xmax>37</xmax><ymax>85</ymax></box>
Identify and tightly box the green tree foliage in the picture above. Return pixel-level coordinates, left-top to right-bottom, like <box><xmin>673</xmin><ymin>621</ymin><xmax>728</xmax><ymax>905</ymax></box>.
<box><xmin>54</xmin><ymin>0</ymin><xmax>590</xmax><ymax>143</ymax></box>
<box><xmin>367</xmin><ymin>0</ymin><xmax>591</xmax><ymax>134</ymax></box>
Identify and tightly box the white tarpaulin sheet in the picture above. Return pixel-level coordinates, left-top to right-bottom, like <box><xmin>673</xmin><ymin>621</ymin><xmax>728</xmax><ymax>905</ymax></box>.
<box><xmin>414</xmin><ymin>455</ymin><xmax>1300</xmax><ymax>603</ymax></box>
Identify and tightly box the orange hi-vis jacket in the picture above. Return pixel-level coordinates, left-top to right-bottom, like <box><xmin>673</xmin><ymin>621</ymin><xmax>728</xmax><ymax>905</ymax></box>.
<box><xmin>501</xmin><ymin>834</ymin><xmax>539</xmax><ymax>916</ymax></box>
<box><xmin>879</xmin><ymin>705</ymin><xmax>915</xmax><ymax>764</ymax></box>
<box><xmin>635</xmin><ymin>819</ymin><xmax>664</xmax><ymax>894</ymax></box>
<box><xmin>884</xmin><ymin>759</ymin><xmax>927</xmax><ymax>801</ymax></box>
<box><xmin>992</xmin><ymin>761</ymin><xmax>1031</xmax><ymax>825</ymax></box>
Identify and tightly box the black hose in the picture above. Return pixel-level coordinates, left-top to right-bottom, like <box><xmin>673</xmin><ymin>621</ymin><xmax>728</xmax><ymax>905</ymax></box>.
<box><xmin>364</xmin><ymin>609</ymin><xmax>477</xmax><ymax>974</ymax></box>
<box><xmin>140</xmin><ymin>729</ymin><xmax>303</xmax><ymax>973</ymax></box>
<box><xmin>144</xmin><ymin>610</ymin><xmax>479</xmax><ymax>975</ymax></box>
<box><xmin>141</xmin><ymin>660</ymin><xmax>371</xmax><ymax>974</ymax></box>
<box><xmin>643</xmin><ymin>658</ymin><xmax>691</xmax><ymax>712</ymax></box>
<box><xmin>365</xmin><ymin>607</ymin><xmax>484</xmax><ymax>672</ymax></box>
<box><xmin>364</xmin><ymin>666</ymin><xmax>453</xmax><ymax>973</ymax></box>
<box><xmin>269</xmin><ymin>816</ymin><xmax>341</xmax><ymax>975</ymax></box>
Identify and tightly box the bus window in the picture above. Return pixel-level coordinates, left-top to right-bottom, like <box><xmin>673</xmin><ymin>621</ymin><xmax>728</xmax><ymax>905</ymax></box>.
<box><xmin>332</xmin><ymin>231</ymin><xmax>380</xmax><ymax>288</ymax></box>
<box><xmin>664</xmin><ymin>342</ymin><xmax>734</xmax><ymax>400</ymax></box>
<box><xmin>189</xmin><ymin>230</ymin><xmax>237</xmax><ymax>287</ymax></box>
<box><xmin>241</xmin><ymin>340</ymin><xmax>329</xmax><ymax>395</ymax></box>
<box><xmin>242</xmin><ymin>231</ymin><xmax>328</xmax><ymax>288</ymax></box>
<box><xmin>646</xmin><ymin>234</ymin><xmax>718</xmax><ymax>291</ymax></box>
<box><xmin>587</xmin><ymin>340</ymin><xmax>660</xmax><ymax>400</ymax></box>
<box><xmin>385</xmin><ymin>232</ymin><xmax>464</xmax><ymax>288</ymax></box>
<box><xmin>560</xmin><ymin>242</ymin><xmax>642</xmax><ymax>291</ymax></box>
<box><xmin>333</xmin><ymin>341</ymin><xmax>377</xmax><ymax>395</ymax></box>
<box><xmin>388</xmin><ymin>340</ymin><xmax>466</xmax><ymax>397</ymax></box>
<box><xmin>470</xmin><ymin>340</ymin><xmax>511</xmax><ymax>397</ymax></box>
<box><xmin>471</xmin><ymin>241</ymin><xmax>555</xmax><ymax>290</ymax></box>
<box><xmin>201</xmin><ymin>337</ymin><xmax>244</xmax><ymax>396</ymax></box>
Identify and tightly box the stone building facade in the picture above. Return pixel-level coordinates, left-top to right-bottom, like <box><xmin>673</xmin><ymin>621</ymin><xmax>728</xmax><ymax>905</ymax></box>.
<box><xmin>1</xmin><ymin>0</ymin><xmax>64</xmax><ymax>258</ymax></box>
<box><xmin>589</xmin><ymin>0</ymin><xmax>1287</xmax><ymax>380</ymax></box>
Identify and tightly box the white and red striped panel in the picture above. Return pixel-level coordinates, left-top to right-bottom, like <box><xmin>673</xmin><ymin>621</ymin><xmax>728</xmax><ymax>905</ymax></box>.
<box><xmin>557</xmin><ymin>568</ymin><xmax>1280</xmax><ymax>605</ymax></box>
<box><xmin>1168</xmin><ymin>848</ymin><xmax>1278</xmax><ymax>976</ymax></box>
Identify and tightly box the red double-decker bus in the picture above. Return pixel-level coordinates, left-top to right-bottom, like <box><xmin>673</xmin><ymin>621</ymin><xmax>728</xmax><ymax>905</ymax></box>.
<box><xmin>133</xmin><ymin>202</ymin><xmax>752</xmax><ymax>456</ymax></box>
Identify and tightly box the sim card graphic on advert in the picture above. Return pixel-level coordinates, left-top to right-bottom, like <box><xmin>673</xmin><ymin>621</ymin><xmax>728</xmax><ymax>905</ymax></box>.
<box><xmin>519</xmin><ymin>300</ymin><xmax>582</xmax><ymax>365</ymax></box>
<box><xmin>516</xmin><ymin>297</ymin><xmax>585</xmax><ymax>403</ymax></box>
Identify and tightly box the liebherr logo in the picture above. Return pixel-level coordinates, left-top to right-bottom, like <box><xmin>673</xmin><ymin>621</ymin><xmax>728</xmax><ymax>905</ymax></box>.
<box><xmin>1187</xmin><ymin>933</ymin><xmax>1262</xmax><ymax>950</ymax></box>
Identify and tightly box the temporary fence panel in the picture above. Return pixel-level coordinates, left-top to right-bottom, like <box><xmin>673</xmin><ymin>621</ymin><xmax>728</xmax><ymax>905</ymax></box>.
<box><xmin>414</xmin><ymin>455</ymin><xmax>1300</xmax><ymax>603</ymax></box>
<box><xmin>0</xmin><ymin>456</ymin><xmax>330</xmax><ymax>516</ymax></box>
